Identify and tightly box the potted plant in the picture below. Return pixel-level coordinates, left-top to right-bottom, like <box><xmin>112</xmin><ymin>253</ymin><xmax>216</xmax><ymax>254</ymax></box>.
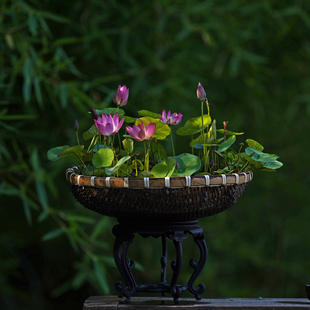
<box><xmin>48</xmin><ymin>82</ymin><xmax>282</xmax><ymax>222</ymax></box>
<box><xmin>48</xmin><ymin>83</ymin><xmax>283</xmax><ymax>304</ymax></box>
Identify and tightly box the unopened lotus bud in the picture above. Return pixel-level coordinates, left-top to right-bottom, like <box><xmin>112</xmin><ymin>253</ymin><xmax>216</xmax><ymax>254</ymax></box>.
<box><xmin>92</xmin><ymin>107</ymin><xmax>99</xmax><ymax>120</ymax></box>
<box><xmin>223</xmin><ymin>121</ymin><xmax>229</xmax><ymax>141</ymax></box>
<box><xmin>223</xmin><ymin>121</ymin><xmax>229</xmax><ymax>130</ymax></box>
<box><xmin>113</xmin><ymin>85</ymin><xmax>129</xmax><ymax>106</ymax></box>
<box><xmin>196</xmin><ymin>82</ymin><xmax>207</xmax><ymax>101</ymax></box>
<box><xmin>74</xmin><ymin>120</ymin><xmax>79</xmax><ymax>131</ymax></box>
<box><xmin>175</xmin><ymin>161</ymin><xmax>179</xmax><ymax>169</ymax></box>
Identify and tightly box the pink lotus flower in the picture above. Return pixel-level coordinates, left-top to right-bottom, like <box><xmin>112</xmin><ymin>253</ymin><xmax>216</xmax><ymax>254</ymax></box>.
<box><xmin>113</xmin><ymin>85</ymin><xmax>129</xmax><ymax>106</ymax></box>
<box><xmin>94</xmin><ymin>113</ymin><xmax>124</xmax><ymax>136</ymax></box>
<box><xmin>126</xmin><ymin>121</ymin><xmax>156</xmax><ymax>142</ymax></box>
<box><xmin>159</xmin><ymin>109</ymin><xmax>183</xmax><ymax>126</ymax></box>
<box><xmin>196</xmin><ymin>82</ymin><xmax>206</xmax><ymax>101</ymax></box>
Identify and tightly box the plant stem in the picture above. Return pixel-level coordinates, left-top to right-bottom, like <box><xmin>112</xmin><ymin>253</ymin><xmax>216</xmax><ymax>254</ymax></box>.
<box><xmin>73</xmin><ymin>152</ymin><xmax>90</xmax><ymax>175</ymax></box>
<box><xmin>144</xmin><ymin>142</ymin><xmax>147</xmax><ymax>171</ymax></box>
<box><xmin>201</xmin><ymin>101</ymin><xmax>205</xmax><ymax>143</ymax></box>
<box><xmin>117</xmin><ymin>132</ymin><xmax>122</xmax><ymax>151</ymax></box>
<box><xmin>207</xmin><ymin>101</ymin><xmax>210</xmax><ymax>116</ymax></box>
<box><xmin>76</xmin><ymin>131</ymin><xmax>80</xmax><ymax>145</ymax></box>
<box><xmin>170</xmin><ymin>127</ymin><xmax>175</xmax><ymax>157</ymax></box>
<box><xmin>201</xmin><ymin>100</ymin><xmax>206</xmax><ymax>172</ymax></box>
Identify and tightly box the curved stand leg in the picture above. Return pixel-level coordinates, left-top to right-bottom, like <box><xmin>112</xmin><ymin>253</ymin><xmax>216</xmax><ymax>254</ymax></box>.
<box><xmin>113</xmin><ymin>226</ymin><xmax>136</xmax><ymax>303</ymax></box>
<box><xmin>160</xmin><ymin>235</ymin><xmax>168</xmax><ymax>297</ymax></box>
<box><xmin>112</xmin><ymin>221</ymin><xmax>208</xmax><ymax>305</ymax></box>
<box><xmin>169</xmin><ymin>231</ymin><xmax>188</xmax><ymax>304</ymax></box>
<box><xmin>187</xmin><ymin>227</ymin><xmax>207</xmax><ymax>300</ymax></box>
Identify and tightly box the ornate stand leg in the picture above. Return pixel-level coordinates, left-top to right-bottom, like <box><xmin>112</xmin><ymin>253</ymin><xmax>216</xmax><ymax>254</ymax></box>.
<box><xmin>169</xmin><ymin>230</ymin><xmax>188</xmax><ymax>304</ymax></box>
<box><xmin>112</xmin><ymin>221</ymin><xmax>208</xmax><ymax>305</ymax></box>
<box><xmin>112</xmin><ymin>225</ymin><xmax>137</xmax><ymax>303</ymax></box>
<box><xmin>160</xmin><ymin>235</ymin><xmax>168</xmax><ymax>296</ymax></box>
<box><xmin>187</xmin><ymin>227</ymin><xmax>207</xmax><ymax>300</ymax></box>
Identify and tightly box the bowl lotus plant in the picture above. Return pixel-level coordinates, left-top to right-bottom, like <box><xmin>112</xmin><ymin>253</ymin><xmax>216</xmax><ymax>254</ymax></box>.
<box><xmin>47</xmin><ymin>83</ymin><xmax>283</xmax><ymax>178</ymax></box>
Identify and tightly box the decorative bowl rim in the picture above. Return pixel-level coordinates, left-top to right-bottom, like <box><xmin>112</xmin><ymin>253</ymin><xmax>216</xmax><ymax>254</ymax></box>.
<box><xmin>66</xmin><ymin>167</ymin><xmax>253</xmax><ymax>190</ymax></box>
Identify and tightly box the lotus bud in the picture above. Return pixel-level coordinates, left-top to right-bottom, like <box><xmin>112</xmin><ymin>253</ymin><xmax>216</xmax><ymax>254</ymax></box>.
<box><xmin>74</xmin><ymin>120</ymin><xmax>79</xmax><ymax>131</ymax></box>
<box><xmin>92</xmin><ymin>107</ymin><xmax>99</xmax><ymax>120</ymax></box>
<box><xmin>113</xmin><ymin>85</ymin><xmax>129</xmax><ymax>106</ymax></box>
<box><xmin>223</xmin><ymin>121</ymin><xmax>229</xmax><ymax>141</ymax></box>
<box><xmin>196</xmin><ymin>82</ymin><xmax>207</xmax><ymax>101</ymax></box>
<box><xmin>223</xmin><ymin>121</ymin><xmax>229</xmax><ymax>130</ymax></box>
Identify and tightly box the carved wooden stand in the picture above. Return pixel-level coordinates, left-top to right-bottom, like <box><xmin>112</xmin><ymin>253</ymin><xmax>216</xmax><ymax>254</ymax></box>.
<box><xmin>112</xmin><ymin>220</ymin><xmax>207</xmax><ymax>305</ymax></box>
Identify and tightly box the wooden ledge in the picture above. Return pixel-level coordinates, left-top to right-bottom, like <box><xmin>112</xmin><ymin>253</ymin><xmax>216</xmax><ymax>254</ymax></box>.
<box><xmin>83</xmin><ymin>296</ymin><xmax>310</xmax><ymax>309</ymax></box>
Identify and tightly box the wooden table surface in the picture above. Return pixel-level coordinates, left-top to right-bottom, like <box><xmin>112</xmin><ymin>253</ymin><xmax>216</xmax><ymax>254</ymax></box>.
<box><xmin>83</xmin><ymin>296</ymin><xmax>310</xmax><ymax>310</ymax></box>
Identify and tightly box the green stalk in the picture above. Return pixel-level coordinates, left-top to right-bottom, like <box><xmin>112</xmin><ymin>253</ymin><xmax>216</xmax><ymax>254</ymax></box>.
<box><xmin>170</xmin><ymin>127</ymin><xmax>175</xmax><ymax>157</ymax></box>
<box><xmin>73</xmin><ymin>152</ymin><xmax>90</xmax><ymax>175</ymax></box>
<box><xmin>76</xmin><ymin>131</ymin><xmax>80</xmax><ymax>145</ymax></box>
<box><xmin>117</xmin><ymin>132</ymin><xmax>121</xmax><ymax>151</ymax></box>
<box><xmin>201</xmin><ymin>101</ymin><xmax>206</xmax><ymax>172</ymax></box>
<box><xmin>201</xmin><ymin>101</ymin><xmax>205</xmax><ymax>143</ymax></box>
<box><xmin>144</xmin><ymin>141</ymin><xmax>149</xmax><ymax>171</ymax></box>
<box><xmin>144</xmin><ymin>142</ymin><xmax>147</xmax><ymax>171</ymax></box>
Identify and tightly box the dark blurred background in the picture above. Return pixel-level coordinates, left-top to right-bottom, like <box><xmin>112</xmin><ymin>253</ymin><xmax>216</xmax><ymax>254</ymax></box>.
<box><xmin>1</xmin><ymin>0</ymin><xmax>310</xmax><ymax>309</ymax></box>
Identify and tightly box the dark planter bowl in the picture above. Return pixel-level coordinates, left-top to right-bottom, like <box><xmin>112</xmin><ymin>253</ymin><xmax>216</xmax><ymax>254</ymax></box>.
<box><xmin>67</xmin><ymin>168</ymin><xmax>253</xmax><ymax>222</ymax></box>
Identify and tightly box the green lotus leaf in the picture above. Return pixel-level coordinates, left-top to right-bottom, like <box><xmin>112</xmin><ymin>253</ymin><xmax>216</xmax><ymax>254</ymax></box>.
<box><xmin>245</xmin><ymin>147</ymin><xmax>278</xmax><ymax>163</ymax></box>
<box><xmin>138</xmin><ymin>110</ymin><xmax>160</xmax><ymax>119</ymax></box>
<box><xmin>176</xmin><ymin>115</ymin><xmax>211</xmax><ymax>136</ymax></box>
<box><xmin>121</xmin><ymin>115</ymin><xmax>136</xmax><ymax>123</ymax></box>
<box><xmin>138</xmin><ymin>171</ymin><xmax>154</xmax><ymax>178</ymax></box>
<box><xmin>246</xmin><ymin>139</ymin><xmax>264</xmax><ymax>151</ymax></box>
<box><xmin>217</xmin><ymin>129</ymin><xmax>244</xmax><ymax>136</ymax></box>
<box><xmin>171</xmin><ymin>153</ymin><xmax>201</xmax><ymax>177</ymax></box>
<box><xmin>47</xmin><ymin>145</ymin><xmax>69</xmax><ymax>161</ymax></box>
<box><xmin>245</xmin><ymin>147</ymin><xmax>263</xmax><ymax>161</ymax></box>
<box><xmin>95</xmin><ymin>108</ymin><xmax>125</xmax><ymax>115</ymax></box>
<box><xmin>151</xmin><ymin>158</ymin><xmax>176</xmax><ymax>178</ymax></box>
<box><xmin>58</xmin><ymin>145</ymin><xmax>84</xmax><ymax>157</ymax></box>
<box><xmin>190</xmin><ymin>114</ymin><xmax>212</xmax><ymax>128</ymax></box>
<box><xmin>105</xmin><ymin>156</ymin><xmax>131</xmax><ymax>175</ymax></box>
<box><xmin>258</xmin><ymin>153</ymin><xmax>279</xmax><ymax>162</ymax></box>
<box><xmin>150</xmin><ymin>141</ymin><xmax>167</xmax><ymax>160</ymax></box>
<box><xmin>77</xmin><ymin>150</ymin><xmax>93</xmax><ymax>163</ymax></box>
<box><xmin>83</xmin><ymin>124</ymin><xmax>98</xmax><ymax>140</ymax></box>
<box><xmin>263</xmin><ymin>160</ymin><xmax>283</xmax><ymax>169</ymax></box>
<box><xmin>122</xmin><ymin>138</ymin><xmax>134</xmax><ymax>153</ymax></box>
<box><xmin>92</xmin><ymin>148</ymin><xmax>114</xmax><ymax>168</ymax></box>
<box><xmin>263</xmin><ymin>160</ymin><xmax>283</xmax><ymax>171</ymax></box>
<box><xmin>217</xmin><ymin>135</ymin><xmax>236</xmax><ymax>153</ymax></box>
<box><xmin>190</xmin><ymin>134</ymin><xmax>223</xmax><ymax>147</ymax></box>
<box><xmin>117</xmin><ymin>163</ymin><xmax>133</xmax><ymax>177</ymax></box>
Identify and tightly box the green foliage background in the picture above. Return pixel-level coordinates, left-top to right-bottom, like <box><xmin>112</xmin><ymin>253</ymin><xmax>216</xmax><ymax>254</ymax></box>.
<box><xmin>1</xmin><ymin>0</ymin><xmax>310</xmax><ymax>309</ymax></box>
